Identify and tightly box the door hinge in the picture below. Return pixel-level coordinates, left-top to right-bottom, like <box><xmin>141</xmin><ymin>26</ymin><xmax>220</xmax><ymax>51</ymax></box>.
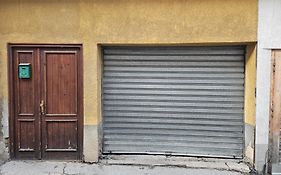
<box><xmin>273</xmin><ymin>61</ymin><xmax>276</xmax><ymax>73</ymax></box>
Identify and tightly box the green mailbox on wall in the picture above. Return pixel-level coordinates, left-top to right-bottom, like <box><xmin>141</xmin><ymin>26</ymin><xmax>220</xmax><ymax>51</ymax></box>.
<box><xmin>18</xmin><ymin>63</ymin><xmax>31</xmax><ymax>79</ymax></box>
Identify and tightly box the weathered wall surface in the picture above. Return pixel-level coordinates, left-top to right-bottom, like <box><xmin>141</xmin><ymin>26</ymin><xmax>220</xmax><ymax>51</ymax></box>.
<box><xmin>256</xmin><ymin>0</ymin><xmax>281</xmax><ymax>173</ymax></box>
<box><xmin>0</xmin><ymin>0</ymin><xmax>257</xmax><ymax>162</ymax></box>
<box><xmin>0</xmin><ymin>97</ymin><xmax>9</xmax><ymax>163</ymax></box>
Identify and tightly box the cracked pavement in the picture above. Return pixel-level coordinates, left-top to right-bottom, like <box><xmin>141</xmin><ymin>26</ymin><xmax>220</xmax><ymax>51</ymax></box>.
<box><xmin>0</xmin><ymin>160</ymin><xmax>250</xmax><ymax>175</ymax></box>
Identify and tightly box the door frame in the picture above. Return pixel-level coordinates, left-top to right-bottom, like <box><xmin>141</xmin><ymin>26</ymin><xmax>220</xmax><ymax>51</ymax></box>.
<box><xmin>8</xmin><ymin>43</ymin><xmax>84</xmax><ymax>159</ymax></box>
<box><xmin>269</xmin><ymin>50</ymin><xmax>281</xmax><ymax>173</ymax></box>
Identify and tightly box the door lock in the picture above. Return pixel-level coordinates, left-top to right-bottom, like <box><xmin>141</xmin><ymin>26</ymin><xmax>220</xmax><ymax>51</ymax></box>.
<box><xmin>40</xmin><ymin>100</ymin><xmax>45</xmax><ymax>115</ymax></box>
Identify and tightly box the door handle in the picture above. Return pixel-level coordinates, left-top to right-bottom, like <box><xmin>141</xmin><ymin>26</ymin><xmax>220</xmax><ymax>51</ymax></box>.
<box><xmin>40</xmin><ymin>100</ymin><xmax>45</xmax><ymax>115</ymax></box>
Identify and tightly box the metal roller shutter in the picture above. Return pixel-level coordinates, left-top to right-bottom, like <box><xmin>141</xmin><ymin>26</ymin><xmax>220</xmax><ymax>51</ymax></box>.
<box><xmin>102</xmin><ymin>46</ymin><xmax>245</xmax><ymax>158</ymax></box>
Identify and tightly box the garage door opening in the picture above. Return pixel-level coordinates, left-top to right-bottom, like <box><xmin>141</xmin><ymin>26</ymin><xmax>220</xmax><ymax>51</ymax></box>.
<box><xmin>102</xmin><ymin>46</ymin><xmax>245</xmax><ymax>158</ymax></box>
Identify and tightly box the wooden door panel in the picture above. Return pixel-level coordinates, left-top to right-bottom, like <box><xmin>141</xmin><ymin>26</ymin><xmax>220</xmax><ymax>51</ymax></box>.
<box><xmin>45</xmin><ymin>120</ymin><xmax>78</xmax><ymax>151</ymax></box>
<box><xmin>13</xmin><ymin>49</ymin><xmax>40</xmax><ymax>159</ymax></box>
<box><xmin>45</xmin><ymin>52</ymin><xmax>77</xmax><ymax>114</ymax></box>
<box><xmin>41</xmin><ymin>49</ymin><xmax>81</xmax><ymax>159</ymax></box>
<box><xmin>17</xmin><ymin>120</ymin><xmax>36</xmax><ymax>151</ymax></box>
<box><xmin>17</xmin><ymin>51</ymin><xmax>35</xmax><ymax>114</ymax></box>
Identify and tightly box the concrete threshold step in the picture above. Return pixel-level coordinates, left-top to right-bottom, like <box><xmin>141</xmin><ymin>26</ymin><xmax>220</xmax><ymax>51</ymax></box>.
<box><xmin>100</xmin><ymin>155</ymin><xmax>251</xmax><ymax>174</ymax></box>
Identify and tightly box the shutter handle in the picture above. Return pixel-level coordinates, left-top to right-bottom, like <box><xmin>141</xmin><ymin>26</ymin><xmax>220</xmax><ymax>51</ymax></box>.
<box><xmin>40</xmin><ymin>100</ymin><xmax>45</xmax><ymax>115</ymax></box>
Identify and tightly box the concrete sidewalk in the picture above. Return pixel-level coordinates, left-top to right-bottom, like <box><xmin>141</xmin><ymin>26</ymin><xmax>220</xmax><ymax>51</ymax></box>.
<box><xmin>0</xmin><ymin>156</ymin><xmax>254</xmax><ymax>175</ymax></box>
<box><xmin>0</xmin><ymin>161</ymin><xmax>248</xmax><ymax>175</ymax></box>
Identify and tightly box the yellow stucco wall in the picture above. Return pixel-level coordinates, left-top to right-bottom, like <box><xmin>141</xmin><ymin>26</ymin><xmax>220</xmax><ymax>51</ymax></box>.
<box><xmin>245</xmin><ymin>45</ymin><xmax>257</xmax><ymax>126</ymax></box>
<box><xmin>0</xmin><ymin>0</ymin><xmax>257</xmax><ymax>125</ymax></box>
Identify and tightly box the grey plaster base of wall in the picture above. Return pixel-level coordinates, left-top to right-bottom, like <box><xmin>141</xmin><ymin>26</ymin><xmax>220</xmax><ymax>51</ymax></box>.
<box><xmin>255</xmin><ymin>143</ymin><xmax>269</xmax><ymax>173</ymax></box>
<box><xmin>0</xmin><ymin>141</ymin><xmax>8</xmax><ymax>164</ymax></box>
<box><xmin>1</xmin><ymin>100</ymin><xmax>9</xmax><ymax>138</ymax></box>
<box><xmin>245</xmin><ymin>123</ymin><xmax>255</xmax><ymax>148</ymax></box>
<box><xmin>272</xmin><ymin>163</ymin><xmax>281</xmax><ymax>174</ymax></box>
<box><xmin>83</xmin><ymin>125</ymin><xmax>99</xmax><ymax>162</ymax></box>
<box><xmin>0</xmin><ymin>98</ymin><xmax>9</xmax><ymax>163</ymax></box>
<box><xmin>244</xmin><ymin>123</ymin><xmax>255</xmax><ymax>164</ymax></box>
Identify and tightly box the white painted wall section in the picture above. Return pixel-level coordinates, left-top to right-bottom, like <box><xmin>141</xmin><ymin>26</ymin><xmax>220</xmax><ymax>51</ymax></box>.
<box><xmin>256</xmin><ymin>0</ymin><xmax>281</xmax><ymax>172</ymax></box>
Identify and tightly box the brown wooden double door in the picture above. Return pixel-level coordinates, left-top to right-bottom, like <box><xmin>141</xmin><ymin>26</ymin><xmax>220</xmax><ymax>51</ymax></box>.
<box><xmin>9</xmin><ymin>45</ymin><xmax>83</xmax><ymax>160</ymax></box>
